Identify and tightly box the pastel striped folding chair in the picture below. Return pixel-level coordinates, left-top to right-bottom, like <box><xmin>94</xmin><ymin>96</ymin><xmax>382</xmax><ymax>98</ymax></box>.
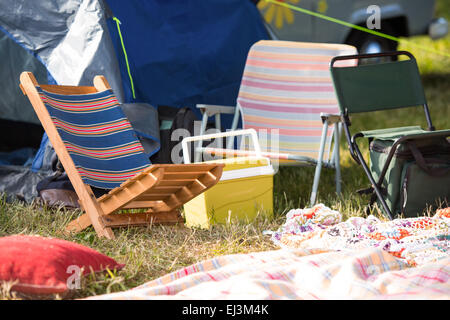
<box><xmin>184</xmin><ymin>40</ymin><xmax>357</xmax><ymax>205</ymax></box>
<box><xmin>20</xmin><ymin>72</ymin><xmax>224</xmax><ymax>239</ymax></box>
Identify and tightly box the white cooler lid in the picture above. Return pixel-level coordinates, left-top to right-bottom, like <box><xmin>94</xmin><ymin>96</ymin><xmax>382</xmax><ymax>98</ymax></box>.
<box><xmin>204</xmin><ymin>156</ymin><xmax>274</xmax><ymax>181</ymax></box>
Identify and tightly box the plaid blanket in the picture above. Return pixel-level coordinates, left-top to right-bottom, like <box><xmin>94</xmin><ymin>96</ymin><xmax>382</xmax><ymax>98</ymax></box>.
<box><xmin>89</xmin><ymin>207</ymin><xmax>449</xmax><ymax>300</ymax></box>
<box><xmin>89</xmin><ymin>247</ymin><xmax>448</xmax><ymax>300</ymax></box>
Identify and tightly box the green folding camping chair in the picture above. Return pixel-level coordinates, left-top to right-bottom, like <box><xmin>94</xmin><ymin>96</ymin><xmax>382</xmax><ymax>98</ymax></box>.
<box><xmin>330</xmin><ymin>51</ymin><xmax>450</xmax><ymax>220</ymax></box>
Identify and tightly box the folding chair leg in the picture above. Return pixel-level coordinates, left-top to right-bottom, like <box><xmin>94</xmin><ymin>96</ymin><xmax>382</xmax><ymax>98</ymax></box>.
<box><xmin>66</xmin><ymin>186</ymin><xmax>115</xmax><ymax>239</ymax></box>
<box><xmin>334</xmin><ymin>123</ymin><xmax>342</xmax><ymax>195</ymax></box>
<box><xmin>214</xmin><ymin>114</ymin><xmax>223</xmax><ymax>149</ymax></box>
<box><xmin>353</xmin><ymin>143</ymin><xmax>394</xmax><ymax>220</ymax></box>
<box><xmin>66</xmin><ymin>213</ymin><xmax>92</xmax><ymax>234</ymax></box>
<box><xmin>310</xmin><ymin>120</ymin><xmax>329</xmax><ymax>206</ymax></box>
<box><xmin>215</xmin><ymin>113</ymin><xmax>222</xmax><ymax>132</ymax></box>
<box><xmin>194</xmin><ymin>113</ymin><xmax>209</xmax><ymax>163</ymax></box>
<box><xmin>226</xmin><ymin>105</ymin><xmax>242</xmax><ymax>149</ymax></box>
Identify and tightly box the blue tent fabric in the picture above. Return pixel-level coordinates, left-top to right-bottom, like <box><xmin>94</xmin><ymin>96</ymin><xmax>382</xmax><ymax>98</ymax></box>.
<box><xmin>22</xmin><ymin>0</ymin><xmax>269</xmax><ymax>175</ymax></box>
<box><xmin>106</xmin><ymin>0</ymin><xmax>269</xmax><ymax>117</ymax></box>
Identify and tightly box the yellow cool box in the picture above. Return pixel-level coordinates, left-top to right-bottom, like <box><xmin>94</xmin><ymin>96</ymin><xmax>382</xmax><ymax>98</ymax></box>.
<box><xmin>183</xmin><ymin>157</ymin><xmax>274</xmax><ymax>228</ymax></box>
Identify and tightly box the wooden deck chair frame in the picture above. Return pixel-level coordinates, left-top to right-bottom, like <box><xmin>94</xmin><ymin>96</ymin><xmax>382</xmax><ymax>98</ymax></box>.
<box><xmin>20</xmin><ymin>72</ymin><xmax>224</xmax><ymax>239</ymax></box>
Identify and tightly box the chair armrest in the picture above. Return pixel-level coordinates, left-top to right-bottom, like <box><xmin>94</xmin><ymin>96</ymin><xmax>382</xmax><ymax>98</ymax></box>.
<box><xmin>320</xmin><ymin>113</ymin><xmax>341</xmax><ymax>125</ymax></box>
<box><xmin>181</xmin><ymin>129</ymin><xmax>261</xmax><ymax>163</ymax></box>
<box><xmin>196</xmin><ymin>104</ymin><xmax>236</xmax><ymax>117</ymax></box>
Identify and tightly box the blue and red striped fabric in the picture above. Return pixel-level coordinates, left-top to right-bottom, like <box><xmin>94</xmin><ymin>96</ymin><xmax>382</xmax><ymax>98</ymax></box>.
<box><xmin>38</xmin><ymin>87</ymin><xmax>151</xmax><ymax>189</ymax></box>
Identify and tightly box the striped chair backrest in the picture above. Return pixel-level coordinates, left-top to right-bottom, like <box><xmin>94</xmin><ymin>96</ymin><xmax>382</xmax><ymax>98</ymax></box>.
<box><xmin>38</xmin><ymin>87</ymin><xmax>151</xmax><ymax>189</ymax></box>
<box><xmin>237</xmin><ymin>40</ymin><xmax>357</xmax><ymax>159</ymax></box>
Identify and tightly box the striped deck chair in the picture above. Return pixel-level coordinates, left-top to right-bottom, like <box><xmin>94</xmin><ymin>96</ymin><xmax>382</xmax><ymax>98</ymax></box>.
<box><xmin>20</xmin><ymin>72</ymin><xmax>224</xmax><ymax>239</ymax></box>
<box><xmin>186</xmin><ymin>40</ymin><xmax>357</xmax><ymax>205</ymax></box>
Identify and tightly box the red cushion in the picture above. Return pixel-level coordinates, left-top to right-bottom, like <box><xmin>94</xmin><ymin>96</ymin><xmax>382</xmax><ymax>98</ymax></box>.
<box><xmin>0</xmin><ymin>235</ymin><xmax>124</xmax><ymax>295</ymax></box>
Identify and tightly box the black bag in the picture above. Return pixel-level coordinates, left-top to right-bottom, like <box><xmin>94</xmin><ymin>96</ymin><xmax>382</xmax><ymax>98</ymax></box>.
<box><xmin>36</xmin><ymin>153</ymin><xmax>108</xmax><ymax>208</ymax></box>
<box><xmin>36</xmin><ymin>172</ymin><xmax>80</xmax><ymax>208</ymax></box>
<box><xmin>35</xmin><ymin>154</ymin><xmax>78</xmax><ymax>208</ymax></box>
<box><xmin>151</xmin><ymin>106</ymin><xmax>197</xmax><ymax>164</ymax></box>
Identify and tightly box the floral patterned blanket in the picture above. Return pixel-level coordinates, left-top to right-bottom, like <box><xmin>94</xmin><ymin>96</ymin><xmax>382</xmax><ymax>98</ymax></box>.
<box><xmin>269</xmin><ymin>205</ymin><xmax>450</xmax><ymax>267</ymax></box>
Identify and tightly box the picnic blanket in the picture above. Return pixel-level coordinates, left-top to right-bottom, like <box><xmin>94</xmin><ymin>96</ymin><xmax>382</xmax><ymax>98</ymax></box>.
<box><xmin>269</xmin><ymin>205</ymin><xmax>450</xmax><ymax>267</ymax></box>
<box><xmin>89</xmin><ymin>207</ymin><xmax>449</xmax><ymax>300</ymax></box>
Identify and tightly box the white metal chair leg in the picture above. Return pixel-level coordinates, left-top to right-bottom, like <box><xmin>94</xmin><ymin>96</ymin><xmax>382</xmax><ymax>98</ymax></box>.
<box><xmin>194</xmin><ymin>113</ymin><xmax>209</xmax><ymax>163</ymax></box>
<box><xmin>310</xmin><ymin>120</ymin><xmax>328</xmax><ymax>206</ymax></box>
<box><xmin>214</xmin><ymin>114</ymin><xmax>223</xmax><ymax>149</ymax></box>
<box><xmin>226</xmin><ymin>105</ymin><xmax>242</xmax><ymax>149</ymax></box>
<box><xmin>214</xmin><ymin>114</ymin><xmax>221</xmax><ymax>132</ymax></box>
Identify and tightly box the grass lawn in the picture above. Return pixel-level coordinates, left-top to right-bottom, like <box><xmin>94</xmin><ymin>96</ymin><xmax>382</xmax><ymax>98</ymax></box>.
<box><xmin>0</xmin><ymin>2</ymin><xmax>449</xmax><ymax>300</ymax></box>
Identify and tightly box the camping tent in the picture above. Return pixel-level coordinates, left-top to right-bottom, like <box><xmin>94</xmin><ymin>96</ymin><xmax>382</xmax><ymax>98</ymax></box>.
<box><xmin>0</xmin><ymin>0</ymin><xmax>268</xmax><ymax>202</ymax></box>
